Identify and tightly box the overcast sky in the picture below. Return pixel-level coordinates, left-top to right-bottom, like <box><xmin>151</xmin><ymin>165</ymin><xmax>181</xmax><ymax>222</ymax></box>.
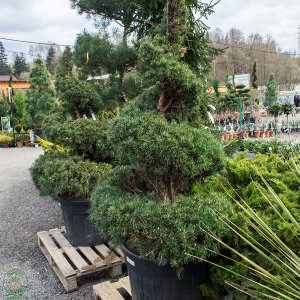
<box><xmin>1</xmin><ymin>0</ymin><xmax>300</xmax><ymax>62</ymax></box>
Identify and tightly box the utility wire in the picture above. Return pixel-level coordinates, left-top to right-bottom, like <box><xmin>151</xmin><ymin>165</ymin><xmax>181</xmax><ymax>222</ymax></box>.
<box><xmin>0</xmin><ymin>35</ymin><xmax>298</xmax><ymax>56</ymax></box>
<box><xmin>0</xmin><ymin>37</ymin><xmax>70</xmax><ymax>47</ymax></box>
<box><xmin>212</xmin><ymin>40</ymin><xmax>298</xmax><ymax>56</ymax></box>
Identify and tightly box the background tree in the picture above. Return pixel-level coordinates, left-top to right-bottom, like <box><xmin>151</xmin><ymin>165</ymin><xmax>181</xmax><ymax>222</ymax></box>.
<box><xmin>25</xmin><ymin>57</ymin><xmax>56</xmax><ymax>128</ymax></box>
<box><xmin>71</xmin><ymin>0</ymin><xmax>154</xmax><ymax>44</ymax></box>
<box><xmin>73</xmin><ymin>32</ymin><xmax>112</xmax><ymax>78</ymax></box>
<box><xmin>0</xmin><ymin>42</ymin><xmax>11</xmax><ymax>75</ymax></box>
<box><xmin>13</xmin><ymin>90</ymin><xmax>26</xmax><ymax>121</ymax></box>
<box><xmin>59</xmin><ymin>75</ymin><xmax>103</xmax><ymax>119</ymax></box>
<box><xmin>55</xmin><ymin>46</ymin><xmax>73</xmax><ymax>92</ymax></box>
<box><xmin>46</xmin><ymin>46</ymin><xmax>58</xmax><ymax>76</ymax></box>
<box><xmin>0</xmin><ymin>93</ymin><xmax>9</xmax><ymax>117</ymax></box>
<box><xmin>13</xmin><ymin>53</ymin><xmax>29</xmax><ymax>78</ymax></box>
<box><xmin>251</xmin><ymin>61</ymin><xmax>258</xmax><ymax>89</ymax></box>
<box><xmin>264</xmin><ymin>74</ymin><xmax>278</xmax><ymax>107</ymax></box>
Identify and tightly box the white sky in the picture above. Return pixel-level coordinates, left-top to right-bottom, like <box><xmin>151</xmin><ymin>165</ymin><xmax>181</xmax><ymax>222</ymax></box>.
<box><xmin>206</xmin><ymin>0</ymin><xmax>300</xmax><ymax>53</ymax></box>
<box><xmin>1</xmin><ymin>0</ymin><xmax>299</xmax><ymax>62</ymax></box>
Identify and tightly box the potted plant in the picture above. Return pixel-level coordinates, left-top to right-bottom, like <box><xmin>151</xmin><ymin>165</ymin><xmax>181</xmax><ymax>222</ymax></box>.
<box><xmin>253</xmin><ymin>124</ymin><xmax>261</xmax><ymax>138</ymax></box>
<box><xmin>0</xmin><ymin>134</ymin><xmax>13</xmax><ymax>148</ymax></box>
<box><xmin>91</xmin><ymin>1</ymin><xmax>231</xmax><ymax>299</ymax></box>
<box><xmin>31</xmin><ymin>153</ymin><xmax>111</xmax><ymax>246</ymax></box>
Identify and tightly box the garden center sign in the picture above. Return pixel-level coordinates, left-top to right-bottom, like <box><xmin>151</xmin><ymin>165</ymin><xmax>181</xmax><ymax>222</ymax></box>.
<box><xmin>228</xmin><ymin>74</ymin><xmax>250</xmax><ymax>88</ymax></box>
<box><xmin>1</xmin><ymin>116</ymin><xmax>10</xmax><ymax>131</ymax></box>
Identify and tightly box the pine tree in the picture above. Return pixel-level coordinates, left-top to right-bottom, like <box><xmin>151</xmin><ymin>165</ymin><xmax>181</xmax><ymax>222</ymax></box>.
<box><xmin>13</xmin><ymin>53</ymin><xmax>28</xmax><ymax>78</ymax></box>
<box><xmin>46</xmin><ymin>46</ymin><xmax>57</xmax><ymax>76</ymax></box>
<box><xmin>55</xmin><ymin>46</ymin><xmax>73</xmax><ymax>92</ymax></box>
<box><xmin>251</xmin><ymin>61</ymin><xmax>258</xmax><ymax>89</ymax></box>
<box><xmin>0</xmin><ymin>42</ymin><xmax>11</xmax><ymax>75</ymax></box>
<box><xmin>264</xmin><ymin>74</ymin><xmax>277</xmax><ymax>107</ymax></box>
<box><xmin>26</xmin><ymin>57</ymin><xmax>56</xmax><ymax>128</ymax></box>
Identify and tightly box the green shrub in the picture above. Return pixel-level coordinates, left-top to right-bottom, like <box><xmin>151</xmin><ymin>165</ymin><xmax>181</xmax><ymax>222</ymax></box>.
<box><xmin>14</xmin><ymin>124</ymin><xmax>22</xmax><ymax>134</ymax></box>
<box><xmin>0</xmin><ymin>134</ymin><xmax>13</xmax><ymax>144</ymax></box>
<box><xmin>223</xmin><ymin>138</ymin><xmax>300</xmax><ymax>158</ymax></box>
<box><xmin>195</xmin><ymin>152</ymin><xmax>300</xmax><ymax>297</ymax></box>
<box><xmin>43</xmin><ymin>117</ymin><xmax>113</xmax><ymax>163</ymax></box>
<box><xmin>91</xmin><ymin>167</ymin><xmax>232</xmax><ymax>275</ymax></box>
<box><xmin>111</xmin><ymin>112</ymin><xmax>225</xmax><ymax>192</ymax></box>
<box><xmin>31</xmin><ymin>154</ymin><xmax>111</xmax><ymax>200</ymax></box>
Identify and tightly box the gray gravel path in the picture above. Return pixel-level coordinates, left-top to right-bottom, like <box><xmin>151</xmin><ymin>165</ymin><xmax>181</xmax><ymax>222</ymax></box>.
<box><xmin>0</xmin><ymin>148</ymin><xmax>111</xmax><ymax>300</ymax></box>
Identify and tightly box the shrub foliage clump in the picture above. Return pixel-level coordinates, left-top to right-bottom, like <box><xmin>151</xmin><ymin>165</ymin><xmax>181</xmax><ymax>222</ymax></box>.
<box><xmin>31</xmin><ymin>154</ymin><xmax>111</xmax><ymax>200</ymax></box>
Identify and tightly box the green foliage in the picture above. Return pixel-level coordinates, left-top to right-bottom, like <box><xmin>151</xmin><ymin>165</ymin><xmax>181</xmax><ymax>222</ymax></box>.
<box><xmin>73</xmin><ymin>32</ymin><xmax>112</xmax><ymax>78</ymax></box>
<box><xmin>0</xmin><ymin>99</ymin><xmax>9</xmax><ymax>117</ymax></box>
<box><xmin>123</xmin><ymin>73</ymin><xmax>143</xmax><ymax>101</ymax></box>
<box><xmin>25</xmin><ymin>57</ymin><xmax>56</xmax><ymax>128</ymax></box>
<box><xmin>45</xmin><ymin>46</ymin><xmax>58</xmax><ymax>76</ymax></box>
<box><xmin>55</xmin><ymin>46</ymin><xmax>73</xmax><ymax>93</ymax></box>
<box><xmin>223</xmin><ymin>139</ymin><xmax>300</xmax><ymax>159</ymax></box>
<box><xmin>251</xmin><ymin>61</ymin><xmax>258</xmax><ymax>89</ymax></box>
<box><xmin>13</xmin><ymin>90</ymin><xmax>26</xmax><ymax>120</ymax></box>
<box><xmin>281</xmin><ymin>102</ymin><xmax>293</xmax><ymax>116</ymax></box>
<box><xmin>59</xmin><ymin>75</ymin><xmax>103</xmax><ymax>118</ymax></box>
<box><xmin>0</xmin><ymin>134</ymin><xmax>13</xmax><ymax>144</ymax></box>
<box><xmin>111</xmin><ymin>112</ymin><xmax>225</xmax><ymax>199</ymax></box>
<box><xmin>0</xmin><ymin>42</ymin><xmax>11</xmax><ymax>75</ymax></box>
<box><xmin>264</xmin><ymin>74</ymin><xmax>277</xmax><ymax>107</ymax></box>
<box><xmin>91</xmin><ymin>0</ymin><xmax>227</xmax><ymax>277</ymax></box>
<box><xmin>13</xmin><ymin>53</ymin><xmax>28</xmax><ymax>78</ymax></box>
<box><xmin>268</xmin><ymin>102</ymin><xmax>282</xmax><ymax>118</ymax></box>
<box><xmin>31</xmin><ymin>154</ymin><xmax>111</xmax><ymax>200</ymax></box>
<box><xmin>107</xmin><ymin>42</ymin><xmax>137</xmax><ymax>79</ymax></box>
<box><xmin>91</xmin><ymin>167</ymin><xmax>232</xmax><ymax>275</ymax></box>
<box><xmin>43</xmin><ymin>116</ymin><xmax>113</xmax><ymax>162</ymax></box>
<box><xmin>195</xmin><ymin>152</ymin><xmax>300</xmax><ymax>297</ymax></box>
<box><xmin>14</xmin><ymin>124</ymin><xmax>22</xmax><ymax>134</ymax></box>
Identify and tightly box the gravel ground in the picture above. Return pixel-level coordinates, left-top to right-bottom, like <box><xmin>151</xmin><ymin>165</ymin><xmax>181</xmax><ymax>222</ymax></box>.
<box><xmin>0</xmin><ymin>148</ymin><xmax>113</xmax><ymax>300</ymax></box>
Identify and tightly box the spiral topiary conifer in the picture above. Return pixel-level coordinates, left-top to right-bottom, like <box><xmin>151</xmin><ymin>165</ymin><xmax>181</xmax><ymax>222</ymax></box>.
<box><xmin>91</xmin><ymin>0</ymin><xmax>230</xmax><ymax>274</ymax></box>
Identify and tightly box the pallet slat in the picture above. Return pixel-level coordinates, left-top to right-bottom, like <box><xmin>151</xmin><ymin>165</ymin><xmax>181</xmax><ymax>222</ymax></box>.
<box><xmin>38</xmin><ymin>231</ymin><xmax>76</xmax><ymax>278</ymax></box>
<box><xmin>49</xmin><ymin>228</ymin><xmax>92</xmax><ymax>272</ymax></box>
<box><xmin>94</xmin><ymin>282</ymin><xmax>125</xmax><ymax>300</ymax></box>
<box><xmin>95</xmin><ymin>245</ymin><xmax>122</xmax><ymax>264</ymax></box>
<box><xmin>93</xmin><ymin>277</ymin><xmax>131</xmax><ymax>300</ymax></box>
<box><xmin>38</xmin><ymin>227</ymin><xmax>124</xmax><ymax>292</ymax></box>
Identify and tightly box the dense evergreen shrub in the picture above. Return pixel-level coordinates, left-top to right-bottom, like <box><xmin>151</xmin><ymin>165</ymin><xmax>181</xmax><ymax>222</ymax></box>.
<box><xmin>31</xmin><ymin>154</ymin><xmax>111</xmax><ymax>200</ymax></box>
<box><xmin>195</xmin><ymin>152</ymin><xmax>300</xmax><ymax>297</ymax></box>
<box><xmin>43</xmin><ymin>116</ymin><xmax>113</xmax><ymax>163</ymax></box>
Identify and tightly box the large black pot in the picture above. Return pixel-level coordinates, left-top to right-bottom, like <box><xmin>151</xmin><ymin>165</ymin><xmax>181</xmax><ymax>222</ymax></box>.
<box><xmin>59</xmin><ymin>198</ymin><xmax>105</xmax><ymax>246</ymax></box>
<box><xmin>122</xmin><ymin>245</ymin><xmax>208</xmax><ymax>300</ymax></box>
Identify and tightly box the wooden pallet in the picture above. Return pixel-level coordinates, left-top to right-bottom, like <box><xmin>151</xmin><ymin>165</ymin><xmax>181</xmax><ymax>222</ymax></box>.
<box><xmin>37</xmin><ymin>227</ymin><xmax>124</xmax><ymax>292</ymax></box>
<box><xmin>93</xmin><ymin>276</ymin><xmax>131</xmax><ymax>300</ymax></box>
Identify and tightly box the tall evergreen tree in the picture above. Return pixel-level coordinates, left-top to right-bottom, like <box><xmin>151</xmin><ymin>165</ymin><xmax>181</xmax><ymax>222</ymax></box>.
<box><xmin>251</xmin><ymin>61</ymin><xmax>258</xmax><ymax>89</ymax></box>
<box><xmin>264</xmin><ymin>74</ymin><xmax>277</xmax><ymax>107</ymax></box>
<box><xmin>13</xmin><ymin>53</ymin><xmax>28</xmax><ymax>78</ymax></box>
<box><xmin>55</xmin><ymin>46</ymin><xmax>73</xmax><ymax>92</ymax></box>
<box><xmin>26</xmin><ymin>57</ymin><xmax>56</xmax><ymax>128</ymax></box>
<box><xmin>46</xmin><ymin>46</ymin><xmax>57</xmax><ymax>76</ymax></box>
<box><xmin>0</xmin><ymin>42</ymin><xmax>11</xmax><ymax>75</ymax></box>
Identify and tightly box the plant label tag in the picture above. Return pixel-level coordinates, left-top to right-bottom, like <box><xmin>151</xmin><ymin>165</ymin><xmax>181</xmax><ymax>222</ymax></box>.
<box><xmin>126</xmin><ymin>257</ymin><xmax>135</xmax><ymax>267</ymax></box>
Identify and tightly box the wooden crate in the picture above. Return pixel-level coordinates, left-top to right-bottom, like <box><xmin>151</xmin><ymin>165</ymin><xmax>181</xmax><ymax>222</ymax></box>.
<box><xmin>37</xmin><ymin>227</ymin><xmax>124</xmax><ymax>292</ymax></box>
<box><xmin>93</xmin><ymin>276</ymin><xmax>131</xmax><ymax>300</ymax></box>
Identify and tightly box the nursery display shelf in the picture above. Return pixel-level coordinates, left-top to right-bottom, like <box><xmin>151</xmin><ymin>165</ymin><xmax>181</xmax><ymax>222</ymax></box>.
<box><xmin>37</xmin><ymin>227</ymin><xmax>124</xmax><ymax>292</ymax></box>
<box><xmin>93</xmin><ymin>276</ymin><xmax>131</xmax><ymax>300</ymax></box>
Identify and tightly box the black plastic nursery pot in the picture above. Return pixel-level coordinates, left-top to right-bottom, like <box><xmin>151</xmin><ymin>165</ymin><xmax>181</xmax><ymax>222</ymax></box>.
<box><xmin>59</xmin><ymin>198</ymin><xmax>105</xmax><ymax>246</ymax></box>
<box><xmin>122</xmin><ymin>245</ymin><xmax>208</xmax><ymax>300</ymax></box>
